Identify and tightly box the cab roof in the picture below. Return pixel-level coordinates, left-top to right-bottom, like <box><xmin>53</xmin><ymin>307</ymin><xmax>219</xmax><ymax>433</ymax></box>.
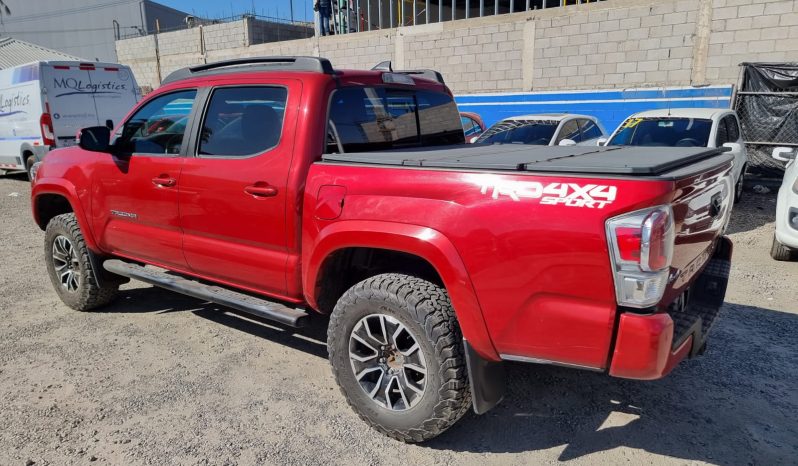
<box><xmin>502</xmin><ymin>113</ymin><xmax>597</xmax><ymax>122</ymax></box>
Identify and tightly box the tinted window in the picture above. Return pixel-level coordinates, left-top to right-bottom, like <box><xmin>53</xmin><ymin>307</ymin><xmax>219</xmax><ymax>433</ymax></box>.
<box><xmin>327</xmin><ymin>87</ymin><xmax>464</xmax><ymax>153</ymax></box>
<box><xmin>579</xmin><ymin>119</ymin><xmax>603</xmax><ymax>140</ymax></box>
<box><xmin>557</xmin><ymin>120</ymin><xmax>581</xmax><ymax>143</ymax></box>
<box><xmin>198</xmin><ymin>87</ymin><xmax>287</xmax><ymax>157</ymax></box>
<box><xmin>725</xmin><ymin>115</ymin><xmax>740</xmax><ymax>141</ymax></box>
<box><xmin>715</xmin><ymin>117</ymin><xmax>729</xmax><ymax>146</ymax></box>
<box><xmin>115</xmin><ymin>90</ymin><xmax>196</xmax><ymax>154</ymax></box>
<box><xmin>477</xmin><ymin>120</ymin><xmax>558</xmax><ymax>145</ymax></box>
<box><xmin>608</xmin><ymin>118</ymin><xmax>713</xmax><ymax>147</ymax></box>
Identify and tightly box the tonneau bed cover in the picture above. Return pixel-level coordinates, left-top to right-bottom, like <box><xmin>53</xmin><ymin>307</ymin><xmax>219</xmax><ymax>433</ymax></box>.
<box><xmin>322</xmin><ymin>145</ymin><xmax>732</xmax><ymax>177</ymax></box>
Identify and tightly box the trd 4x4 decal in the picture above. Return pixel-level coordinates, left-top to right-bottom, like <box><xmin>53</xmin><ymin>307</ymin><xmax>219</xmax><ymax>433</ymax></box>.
<box><xmin>479</xmin><ymin>180</ymin><xmax>617</xmax><ymax>208</ymax></box>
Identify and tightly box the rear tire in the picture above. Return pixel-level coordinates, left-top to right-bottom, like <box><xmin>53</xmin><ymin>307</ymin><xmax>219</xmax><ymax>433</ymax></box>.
<box><xmin>327</xmin><ymin>273</ymin><xmax>471</xmax><ymax>442</ymax></box>
<box><xmin>25</xmin><ymin>155</ymin><xmax>35</xmax><ymax>182</ymax></box>
<box><xmin>44</xmin><ymin>213</ymin><xmax>120</xmax><ymax>311</ymax></box>
<box><xmin>771</xmin><ymin>235</ymin><xmax>794</xmax><ymax>261</ymax></box>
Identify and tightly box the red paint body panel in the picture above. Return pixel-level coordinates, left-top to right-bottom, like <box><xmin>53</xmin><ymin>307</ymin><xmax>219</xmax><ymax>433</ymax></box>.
<box><xmin>31</xmin><ymin>66</ymin><xmax>733</xmax><ymax>379</ymax></box>
<box><xmin>609</xmin><ymin>312</ymin><xmax>692</xmax><ymax>380</ymax></box>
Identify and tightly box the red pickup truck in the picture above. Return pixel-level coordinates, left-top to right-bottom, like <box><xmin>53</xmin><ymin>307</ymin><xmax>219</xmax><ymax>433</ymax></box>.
<box><xmin>31</xmin><ymin>57</ymin><xmax>734</xmax><ymax>442</ymax></box>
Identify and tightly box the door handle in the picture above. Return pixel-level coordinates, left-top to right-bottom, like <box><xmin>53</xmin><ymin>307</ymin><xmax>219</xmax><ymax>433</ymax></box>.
<box><xmin>244</xmin><ymin>184</ymin><xmax>278</xmax><ymax>198</ymax></box>
<box><xmin>152</xmin><ymin>175</ymin><xmax>177</xmax><ymax>187</ymax></box>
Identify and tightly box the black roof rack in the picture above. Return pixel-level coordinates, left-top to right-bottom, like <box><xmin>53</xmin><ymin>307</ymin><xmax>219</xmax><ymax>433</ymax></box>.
<box><xmin>371</xmin><ymin>61</ymin><xmax>445</xmax><ymax>84</ymax></box>
<box><xmin>162</xmin><ymin>56</ymin><xmax>335</xmax><ymax>84</ymax></box>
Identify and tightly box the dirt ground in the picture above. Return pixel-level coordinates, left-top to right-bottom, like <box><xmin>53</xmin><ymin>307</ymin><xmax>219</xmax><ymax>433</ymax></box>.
<box><xmin>1</xmin><ymin>173</ymin><xmax>796</xmax><ymax>466</ymax></box>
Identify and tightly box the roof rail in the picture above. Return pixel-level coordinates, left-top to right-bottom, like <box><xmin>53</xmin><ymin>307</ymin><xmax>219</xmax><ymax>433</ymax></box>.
<box><xmin>162</xmin><ymin>56</ymin><xmax>335</xmax><ymax>84</ymax></box>
<box><xmin>370</xmin><ymin>61</ymin><xmax>445</xmax><ymax>84</ymax></box>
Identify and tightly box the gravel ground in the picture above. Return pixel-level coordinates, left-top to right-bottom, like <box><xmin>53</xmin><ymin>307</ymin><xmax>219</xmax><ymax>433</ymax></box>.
<box><xmin>1</xmin><ymin>174</ymin><xmax>796</xmax><ymax>466</ymax></box>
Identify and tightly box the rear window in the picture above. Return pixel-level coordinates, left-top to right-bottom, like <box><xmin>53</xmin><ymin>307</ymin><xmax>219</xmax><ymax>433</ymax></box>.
<box><xmin>327</xmin><ymin>87</ymin><xmax>464</xmax><ymax>153</ymax></box>
<box><xmin>477</xmin><ymin>120</ymin><xmax>558</xmax><ymax>145</ymax></box>
<box><xmin>609</xmin><ymin>117</ymin><xmax>712</xmax><ymax>147</ymax></box>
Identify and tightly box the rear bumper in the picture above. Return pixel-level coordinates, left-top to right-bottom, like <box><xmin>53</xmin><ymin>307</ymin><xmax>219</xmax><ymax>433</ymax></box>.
<box><xmin>609</xmin><ymin>236</ymin><xmax>733</xmax><ymax>380</ymax></box>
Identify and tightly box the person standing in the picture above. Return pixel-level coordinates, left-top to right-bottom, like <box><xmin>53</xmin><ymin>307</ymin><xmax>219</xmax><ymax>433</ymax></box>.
<box><xmin>315</xmin><ymin>0</ymin><xmax>332</xmax><ymax>36</ymax></box>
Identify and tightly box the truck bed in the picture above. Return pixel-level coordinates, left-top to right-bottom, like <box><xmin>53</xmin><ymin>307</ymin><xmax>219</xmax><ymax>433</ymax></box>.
<box><xmin>322</xmin><ymin>145</ymin><xmax>732</xmax><ymax>178</ymax></box>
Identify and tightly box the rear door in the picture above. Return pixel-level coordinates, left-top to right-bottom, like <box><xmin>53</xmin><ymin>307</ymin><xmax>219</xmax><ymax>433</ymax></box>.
<box><xmin>178</xmin><ymin>81</ymin><xmax>300</xmax><ymax>297</ymax></box>
<box><xmin>42</xmin><ymin>62</ymin><xmax>140</xmax><ymax>147</ymax></box>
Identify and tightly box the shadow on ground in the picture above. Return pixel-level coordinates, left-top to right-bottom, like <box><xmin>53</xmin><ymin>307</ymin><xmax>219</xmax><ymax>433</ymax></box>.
<box><xmin>106</xmin><ymin>286</ymin><xmax>797</xmax><ymax>464</ymax></box>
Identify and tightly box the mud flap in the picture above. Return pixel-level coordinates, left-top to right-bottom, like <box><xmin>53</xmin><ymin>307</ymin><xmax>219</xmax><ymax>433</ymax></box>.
<box><xmin>464</xmin><ymin>339</ymin><xmax>506</xmax><ymax>414</ymax></box>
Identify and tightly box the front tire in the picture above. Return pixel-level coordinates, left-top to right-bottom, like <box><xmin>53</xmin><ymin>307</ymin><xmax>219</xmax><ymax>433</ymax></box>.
<box><xmin>44</xmin><ymin>213</ymin><xmax>119</xmax><ymax>310</ymax></box>
<box><xmin>327</xmin><ymin>274</ymin><xmax>471</xmax><ymax>442</ymax></box>
<box><xmin>734</xmin><ymin>172</ymin><xmax>744</xmax><ymax>204</ymax></box>
<box><xmin>771</xmin><ymin>235</ymin><xmax>794</xmax><ymax>261</ymax></box>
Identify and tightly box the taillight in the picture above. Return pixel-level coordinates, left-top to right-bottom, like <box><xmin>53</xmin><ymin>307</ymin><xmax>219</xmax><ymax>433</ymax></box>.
<box><xmin>40</xmin><ymin>113</ymin><xmax>56</xmax><ymax>146</ymax></box>
<box><xmin>606</xmin><ymin>205</ymin><xmax>675</xmax><ymax>308</ymax></box>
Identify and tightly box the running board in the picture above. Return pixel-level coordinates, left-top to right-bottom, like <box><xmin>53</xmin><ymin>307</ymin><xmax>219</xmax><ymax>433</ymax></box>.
<box><xmin>103</xmin><ymin>259</ymin><xmax>309</xmax><ymax>328</ymax></box>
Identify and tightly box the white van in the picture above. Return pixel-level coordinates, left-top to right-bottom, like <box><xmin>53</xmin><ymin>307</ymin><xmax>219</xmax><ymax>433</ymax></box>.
<box><xmin>0</xmin><ymin>61</ymin><xmax>140</xmax><ymax>179</ymax></box>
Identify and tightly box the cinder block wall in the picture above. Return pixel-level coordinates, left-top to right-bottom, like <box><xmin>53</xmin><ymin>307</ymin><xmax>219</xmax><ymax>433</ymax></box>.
<box><xmin>117</xmin><ymin>0</ymin><xmax>798</xmax><ymax>93</ymax></box>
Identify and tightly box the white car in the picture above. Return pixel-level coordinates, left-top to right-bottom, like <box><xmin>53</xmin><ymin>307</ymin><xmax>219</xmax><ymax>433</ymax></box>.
<box><xmin>771</xmin><ymin>147</ymin><xmax>798</xmax><ymax>261</ymax></box>
<box><xmin>605</xmin><ymin>108</ymin><xmax>749</xmax><ymax>203</ymax></box>
<box><xmin>474</xmin><ymin>113</ymin><xmax>606</xmax><ymax>147</ymax></box>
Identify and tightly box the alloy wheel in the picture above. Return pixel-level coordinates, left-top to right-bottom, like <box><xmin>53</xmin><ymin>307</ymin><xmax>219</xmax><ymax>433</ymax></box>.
<box><xmin>52</xmin><ymin>235</ymin><xmax>81</xmax><ymax>292</ymax></box>
<box><xmin>348</xmin><ymin>313</ymin><xmax>428</xmax><ymax>411</ymax></box>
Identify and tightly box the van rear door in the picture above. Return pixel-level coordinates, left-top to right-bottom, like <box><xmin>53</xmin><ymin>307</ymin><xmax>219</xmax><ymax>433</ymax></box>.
<box><xmin>41</xmin><ymin>62</ymin><xmax>140</xmax><ymax>147</ymax></box>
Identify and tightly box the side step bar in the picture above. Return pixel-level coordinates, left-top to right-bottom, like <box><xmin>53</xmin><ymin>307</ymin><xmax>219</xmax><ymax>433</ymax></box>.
<box><xmin>103</xmin><ymin>259</ymin><xmax>309</xmax><ymax>328</ymax></box>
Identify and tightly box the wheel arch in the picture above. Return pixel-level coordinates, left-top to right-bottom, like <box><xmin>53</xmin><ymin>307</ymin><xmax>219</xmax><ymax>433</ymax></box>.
<box><xmin>32</xmin><ymin>181</ymin><xmax>99</xmax><ymax>252</ymax></box>
<box><xmin>305</xmin><ymin>220</ymin><xmax>499</xmax><ymax>361</ymax></box>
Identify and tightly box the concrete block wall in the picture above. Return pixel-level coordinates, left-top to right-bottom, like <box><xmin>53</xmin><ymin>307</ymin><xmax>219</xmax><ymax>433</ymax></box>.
<box><xmin>706</xmin><ymin>0</ymin><xmax>798</xmax><ymax>83</ymax></box>
<box><xmin>203</xmin><ymin>21</ymin><xmax>248</xmax><ymax>52</ymax></box>
<box><xmin>116</xmin><ymin>0</ymin><xmax>798</xmax><ymax>94</ymax></box>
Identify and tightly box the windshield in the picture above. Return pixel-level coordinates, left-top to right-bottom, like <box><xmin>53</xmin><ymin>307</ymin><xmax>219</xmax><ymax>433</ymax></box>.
<box><xmin>476</xmin><ymin>120</ymin><xmax>558</xmax><ymax>145</ymax></box>
<box><xmin>608</xmin><ymin>117</ymin><xmax>712</xmax><ymax>147</ymax></box>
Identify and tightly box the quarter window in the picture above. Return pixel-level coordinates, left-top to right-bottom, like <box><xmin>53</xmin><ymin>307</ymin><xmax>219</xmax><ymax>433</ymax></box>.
<box><xmin>114</xmin><ymin>90</ymin><xmax>196</xmax><ymax>155</ymax></box>
<box><xmin>725</xmin><ymin>115</ymin><xmax>740</xmax><ymax>141</ymax></box>
<box><xmin>579</xmin><ymin>119</ymin><xmax>603</xmax><ymax>140</ymax></box>
<box><xmin>715</xmin><ymin>117</ymin><xmax>730</xmax><ymax>146</ymax></box>
<box><xmin>198</xmin><ymin>87</ymin><xmax>288</xmax><ymax>157</ymax></box>
<box><xmin>557</xmin><ymin>120</ymin><xmax>581</xmax><ymax>143</ymax></box>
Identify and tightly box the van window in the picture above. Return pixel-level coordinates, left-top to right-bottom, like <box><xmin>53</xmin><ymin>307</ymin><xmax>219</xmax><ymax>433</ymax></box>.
<box><xmin>198</xmin><ymin>87</ymin><xmax>288</xmax><ymax>157</ymax></box>
<box><xmin>114</xmin><ymin>90</ymin><xmax>196</xmax><ymax>155</ymax></box>
<box><xmin>327</xmin><ymin>87</ymin><xmax>464</xmax><ymax>153</ymax></box>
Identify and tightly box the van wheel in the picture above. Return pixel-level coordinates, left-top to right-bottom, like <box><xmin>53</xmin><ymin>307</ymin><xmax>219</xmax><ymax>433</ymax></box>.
<box><xmin>771</xmin><ymin>235</ymin><xmax>794</xmax><ymax>261</ymax></box>
<box><xmin>25</xmin><ymin>155</ymin><xmax>35</xmax><ymax>182</ymax></box>
<box><xmin>327</xmin><ymin>273</ymin><xmax>471</xmax><ymax>443</ymax></box>
<box><xmin>44</xmin><ymin>213</ymin><xmax>120</xmax><ymax>311</ymax></box>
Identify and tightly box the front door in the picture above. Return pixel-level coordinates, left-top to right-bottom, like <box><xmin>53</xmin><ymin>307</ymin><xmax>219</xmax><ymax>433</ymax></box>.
<box><xmin>91</xmin><ymin>89</ymin><xmax>198</xmax><ymax>268</ymax></box>
<box><xmin>178</xmin><ymin>82</ymin><xmax>299</xmax><ymax>297</ymax></box>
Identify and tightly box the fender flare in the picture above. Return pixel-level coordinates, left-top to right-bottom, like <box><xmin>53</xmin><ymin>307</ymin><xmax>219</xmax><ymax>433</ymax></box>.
<box><xmin>31</xmin><ymin>178</ymin><xmax>99</xmax><ymax>252</ymax></box>
<box><xmin>304</xmin><ymin>220</ymin><xmax>500</xmax><ymax>361</ymax></box>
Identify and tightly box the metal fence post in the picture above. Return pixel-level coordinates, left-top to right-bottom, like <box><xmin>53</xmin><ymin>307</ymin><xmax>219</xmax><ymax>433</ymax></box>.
<box><xmin>466</xmin><ymin>0</ymin><xmax>470</xmax><ymax>18</ymax></box>
<box><xmin>495</xmin><ymin>0</ymin><xmax>498</xmax><ymax>15</ymax></box>
<box><xmin>480</xmin><ymin>0</ymin><xmax>484</xmax><ymax>17</ymax></box>
<box><xmin>452</xmin><ymin>0</ymin><xmax>456</xmax><ymax>21</ymax></box>
<box><xmin>413</xmin><ymin>0</ymin><xmax>417</xmax><ymax>25</ymax></box>
<box><xmin>426</xmin><ymin>0</ymin><xmax>430</xmax><ymax>24</ymax></box>
<box><xmin>390</xmin><ymin>0</ymin><xmax>394</xmax><ymax>27</ymax></box>
<box><xmin>439</xmin><ymin>0</ymin><xmax>443</xmax><ymax>22</ymax></box>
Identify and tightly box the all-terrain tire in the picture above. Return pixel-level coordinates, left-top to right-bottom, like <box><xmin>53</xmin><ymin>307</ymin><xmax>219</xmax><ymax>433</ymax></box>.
<box><xmin>770</xmin><ymin>235</ymin><xmax>794</xmax><ymax>261</ymax></box>
<box><xmin>327</xmin><ymin>273</ymin><xmax>471</xmax><ymax>443</ymax></box>
<box><xmin>44</xmin><ymin>213</ymin><xmax>119</xmax><ymax>310</ymax></box>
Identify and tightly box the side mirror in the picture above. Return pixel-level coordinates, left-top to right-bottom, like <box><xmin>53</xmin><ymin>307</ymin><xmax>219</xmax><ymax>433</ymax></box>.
<box><xmin>597</xmin><ymin>137</ymin><xmax>608</xmax><ymax>146</ymax></box>
<box><xmin>772</xmin><ymin>147</ymin><xmax>796</xmax><ymax>162</ymax></box>
<box><xmin>105</xmin><ymin>119</ymin><xmax>114</xmax><ymax>130</ymax></box>
<box><xmin>722</xmin><ymin>142</ymin><xmax>742</xmax><ymax>153</ymax></box>
<box><xmin>78</xmin><ymin>126</ymin><xmax>111</xmax><ymax>152</ymax></box>
<box><xmin>469</xmin><ymin>136</ymin><xmax>480</xmax><ymax>144</ymax></box>
<box><xmin>558</xmin><ymin>138</ymin><xmax>576</xmax><ymax>147</ymax></box>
